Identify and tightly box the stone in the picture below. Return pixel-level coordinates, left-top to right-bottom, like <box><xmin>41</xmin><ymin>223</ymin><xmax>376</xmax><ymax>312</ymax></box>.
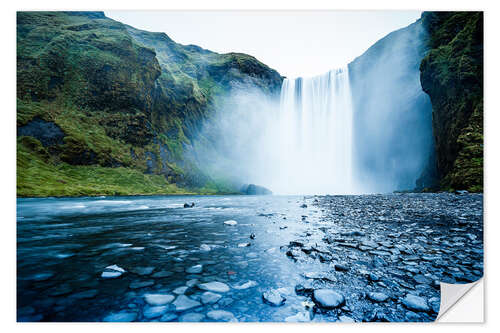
<box><xmin>233</xmin><ymin>280</ymin><xmax>258</xmax><ymax>290</ymax></box>
<box><xmin>285</xmin><ymin>312</ymin><xmax>311</xmax><ymax>322</ymax></box>
<box><xmin>338</xmin><ymin>315</ymin><xmax>355</xmax><ymax>323</ymax></box>
<box><xmin>144</xmin><ymin>294</ymin><xmax>175</xmax><ymax>306</ymax></box>
<box><xmin>238</xmin><ymin>242</ymin><xmax>251</xmax><ymax>247</ymax></box>
<box><xmin>198</xmin><ymin>281</ymin><xmax>230</xmax><ymax>293</ymax></box>
<box><xmin>200</xmin><ymin>244</ymin><xmax>211</xmax><ymax>251</ymax></box>
<box><xmin>179</xmin><ymin>312</ymin><xmax>205</xmax><ymax>322</ymax></box>
<box><xmin>428</xmin><ymin>297</ymin><xmax>440</xmax><ymax>313</ymax></box>
<box><xmin>159</xmin><ymin>312</ymin><xmax>178</xmax><ymax>322</ymax></box>
<box><xmin>224</xmin><ymin>220</ymin><xmax>238</xmax><ymax>226</ymax></box>
<box><xmin>101</xmin><ymin>264</ymin><xmax>125</xmax><ymax>278</ymax></box>
<box><xmin>186</xmin><ymin>279</ymin><xmax>199</xmax><ymax>287</ymax></box>
<box><xmin>103</xmin><ymin>311</ymin><xmax>137</xmax><ymax>322</ymax></box>
<box><xmin>186</xmin><ymin>264</ymin><xmax>203</xmax><ymax>274</ymax></box>
<box><xmin>172</xmin><ymin>295</ymin><xmax>201</xmax><ymax>312</ymax></box>
<box><xmin>143</xmin><ymin>305</ymin><xmax>168</xmax><ymax>319</ymax></box>
<box><xmin>368</xmin><ymin>273</ymin><xmax>380</xmax><ymax>282</ymax></box>
<box><xmin>201</xmin><ymin>291</ymin><xmax>222</xmax><ymax>304</ymax></box>
<box><xmin>206</xmin><ymin>310</ymin><xmax>238</xmax><ymax>322</ymax></box>
<box><xmin>151</xmin><ymin>270</ymin><xmax>173</xmax><ymax>278</ymax></box>
<box><xmin>173</xmin><ymin>286</ymin><xmax>188</xmax><ymax>295</ymax></box>
<box><xmin>129</xmin><ymin>280</ymin><xmax>154</xmax><ymax>289</ymax></box>
<box><xmin>312</xmin><ymin>289</ymin><xmax>345</xmax><ymax>309</ymax></box>
<box><xmin>402</xmin><ymin>294</ymin><xmax>430</xmax><ymax>312</ymax></box>
<box><xmin>367</xmin><ymin>292</ymin><xmax>389</xmax><ymax>302</ymax></box>
<box><xmin>262</xmin><ymin>289</ymin><xmax>286</xmax><ymax>306</ymax></box>
<box><xmin>70</xmin><ymin>289</ymin><xmax>98</xmax><ymax>299</ymax></box>
<box><xmin>334</xmin><ymin>264</ymin><xmax>349</xmax><ymax>272</ymax></box>
<box><xmin>132</xmin><ymin>266</ymin><xmax>155</xmax><ymax>276</ymax></box>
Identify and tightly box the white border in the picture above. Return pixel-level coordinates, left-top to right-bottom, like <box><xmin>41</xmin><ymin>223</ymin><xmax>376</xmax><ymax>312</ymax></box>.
<box><xmin>2</xmin><ymin>1</ymin><xmax>498</xmax><ymax>332</ymax></box>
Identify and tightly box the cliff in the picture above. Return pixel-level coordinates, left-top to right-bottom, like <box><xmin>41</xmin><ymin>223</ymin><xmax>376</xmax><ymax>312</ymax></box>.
<box><xmin>16</xmin><ymin>11</ymin><xmax>282</xmax><ymax>196</ymax></box>
<box><xmin>419</xmin><ymin>11</ymin><xmax>483</xmax><ymax>192</ymax></box>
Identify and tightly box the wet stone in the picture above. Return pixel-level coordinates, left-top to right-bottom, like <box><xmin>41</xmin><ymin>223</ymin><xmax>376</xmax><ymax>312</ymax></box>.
<box><xmin>367</xmin><ymin>292</ymin><xmax>390</xmax><ymax>302</ymax></box>
<box><xmin>159</xmin><ymin>312</ymin><xmax>178</xmax><ymax>322</ymax></box>
<box><xmin>151</xmin><ymin>270</ymin><xmax>173</xmax><ymax>278</ymax></box>
<box><xmin>285</xmin><ymin>312</ymin><xmax>311</xmax><ymax>322</ymax></box>
<box><xmin>313</xmin><ymin>289</ymin><xmax>345</xmax><ymax>309</ymax></box>
<box><xmin>172</xmin><ymin>295</ymin><xmax>201</xmax><ymax>312</ymax></box>
<box><xmin>132</xmin><ymin>267</ymin><xmax>155</xmax><ymax>276</ymax></box>
<box><xmin>129</xmin><ymin>280</ymin><xmax>154</xmax><ymax>289</ymax></box>
<box><xmin>143</xmin><ymin>305</ymin><xmax>168</xmax><ymax>319</ymax></box>
<box><xmin>206</xmin><ymin>310</ymin><xmax>238</xmax><ymax>322</ymax></box>
<box><xmin>70</xmin><ymin>289</ymin><xmax>98</xmax><ymax>299</ymax></box>
<box><xmin>179</xmin><ymin>312</ymin><xmax>205</xmax><ymax>322</ymax></box>
<box><xmin>173</xmin><ymin>286</ymin><xmax>188</xmax><ymax>295</ymax></box>
<box><xmin>402</xmin><ymin>294</ymin><xmax>430</xmax><ymax>312</ymax></box>
<box><xmin>262</xmin><ymin>289</ymin><xmax>286</xmax><ymax>306</ymax></box>
<box><xmin>144</xmin><ymin>294</ymin><xmax>175</xmax><ymax>306</ymax></box>
<box><xmin>186</xmin><ymin>264</ymin><xmax>203</xmax><ymax>274</ymax></box>
<box><xmin>103</xmin><ymin>311</ymin><xmax>137</xmax><ymax>322</ymax></box>
<box><xmin>201</xmin><ymin>291</ymin><xmax>222</xmax><ymax>304</ymax></box>
<box><xmin>233</xmin><ymin>280</ymin><xmax>258</xmax><ymax>290</ymax></box>
<box><xmin>198</xmin><ymin>281</ymin><xmax>230</xmax><ymax>293</ymax></box>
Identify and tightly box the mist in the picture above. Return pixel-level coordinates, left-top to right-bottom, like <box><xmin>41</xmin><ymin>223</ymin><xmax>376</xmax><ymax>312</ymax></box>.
<box><xmin>192</xmin><ymin>19</ymin><xmax>435</xmax><ymax>195</ymax></box>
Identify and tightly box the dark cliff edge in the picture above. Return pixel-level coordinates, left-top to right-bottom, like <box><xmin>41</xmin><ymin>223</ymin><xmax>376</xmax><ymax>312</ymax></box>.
<box><xmin>16</xmin><ymin>11</ymin><xmax>282</xmax><ymax>197</ymax></box>
<box><xmin>419</xmin><ymin>11</ymin><xmax>483</xmax><ymax>192</ymax></box>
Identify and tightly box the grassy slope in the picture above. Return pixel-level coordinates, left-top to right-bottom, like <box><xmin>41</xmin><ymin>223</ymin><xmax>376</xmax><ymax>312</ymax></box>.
<box><xmin>16</xmin><ymin>12</ymin><xmax>281</xmax><ymax>197</ymax></box>
<box><xmin>420</xmin><ymin>12</ymin><xmax>483</xmax><ymax>192</ymax></box>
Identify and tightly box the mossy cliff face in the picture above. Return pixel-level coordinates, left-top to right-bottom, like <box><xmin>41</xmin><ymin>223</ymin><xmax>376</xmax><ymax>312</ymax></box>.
<box><xmin>17</xmin><ymin>11</ymin><xmax>282</xmax><ymax>197</ymax></box>
<box><xmin>420</xmin><ymin>12</ymin><xmax>483</xmax><ymax>192</ymax></box>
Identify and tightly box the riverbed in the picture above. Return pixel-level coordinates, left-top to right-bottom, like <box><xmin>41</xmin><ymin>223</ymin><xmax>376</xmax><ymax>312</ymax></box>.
<box><xmin>16</xmin><ymin>193</ymin><xmax>483</xmax><ymax>322</ymax></box>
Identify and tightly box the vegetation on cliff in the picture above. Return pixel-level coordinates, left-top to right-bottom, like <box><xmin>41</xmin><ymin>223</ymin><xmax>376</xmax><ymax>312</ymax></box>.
<box><xmin>16</xmin><ymin>11</ymin><xmax>282</xmax><ymax>197</ymax></box>
<box><xmin>420</xmin><ymin>11</ymin><xmax>483</xmax><ymax>192</ymax></box>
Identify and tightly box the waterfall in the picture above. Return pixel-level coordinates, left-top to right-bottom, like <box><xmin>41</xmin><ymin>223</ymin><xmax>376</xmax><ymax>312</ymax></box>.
<box><xmin>272</xmin><ymin>67</ymin><xmax>356</xmax><ymax>194</ymax></box>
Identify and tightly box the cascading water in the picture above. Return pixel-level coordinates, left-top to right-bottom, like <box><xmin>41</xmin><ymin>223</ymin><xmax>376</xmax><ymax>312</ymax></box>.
<box><xmin>270</xmin><ymin>67</ymin><xmax>358</xmax><ymax>194</ymax></box>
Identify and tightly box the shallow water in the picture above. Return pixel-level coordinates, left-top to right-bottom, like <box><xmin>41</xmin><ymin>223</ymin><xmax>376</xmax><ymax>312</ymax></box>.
<box><xmin>17</xmin><ymin>193</ymin><xmax>483</xmax><ymax>322</ymax></box>
<box><xmin>17</xmin><ymin>195</ymin><xmax>324</xmax><ymax>322</ymax></box>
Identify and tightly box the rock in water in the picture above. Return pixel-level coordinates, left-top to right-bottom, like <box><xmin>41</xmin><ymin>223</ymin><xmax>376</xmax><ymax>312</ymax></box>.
<box><xmin>144</xmin><ymin>294</ymin><xmax>175</xmax><ymax>306</ymax></box>
<box><xmin>101</xmin><ymin>264</ymin><xmax>125</xmax><ymax>278</ymax></box>
<box><xmin>102</xmin><ymin>311</ymin><xmax>137</xmax><ymax>322</ymax></box>
<box><xmin>262</xmin><ymin>289</ymin><xmax>286</xmax><ymax>306</ymax></box>
<box><xmin>402</xmin><ymin>294</ymin><xmax>430</xmax><ymax>312</ymax></box>
<box><xmin>284</xmin><ymin>312</ymin><xmax>311</xmax><ymax>322</ymax></box>
<box><xmin>206</xmin><ymin>310</ymin><xmax>238</xmax><ymax>322</ymax></box>
<box><xmin>143</xmin><ymin>306</ymin><xmax>168</xmax><ymax>319</ymax></box>
<box><xmin>179</xmin><ymin>312</ymin><xmax>205</xmax><ymax>322</ymax></box>
<box><xmin>313</xmin><ymin>289</ymin><xmax>345</xmax><ymax>309</ymax></box>
<box><xmin>200</xmin><ymin>291</ymin><xmax>222</xmax><ymax>305</ymax></box>
<box><xmin>186</xmin><ymin>264</ymin><xmax>203</xmax><ymax>274</ymax></box>
<box><xmin>172</xmin><ymin>295</ymin><xmax>201</xmax><ymax>312</ymax></box>
<box><xmin>224</xmin><ymin>220</ymin><xmax>238</xmax><ymax>226</ymax></box>
<box><xmin>198</xmin><ymin>281</ymin><xmax>230</xmax><ymax>293</ymax></box>
<box><xmin>233</xmin><ymin>280</ymin><xmax>258</xmax><ymax>290</ymax></box>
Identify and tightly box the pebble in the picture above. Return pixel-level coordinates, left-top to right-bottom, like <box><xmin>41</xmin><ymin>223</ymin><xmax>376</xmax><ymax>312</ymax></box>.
<box><xmin>206</xmin><ymin>310</ymin><xmax>238</xmax><ymax>322</ymax></box>
<box><xmin>102</xmin><ymin>311</ymin><xmax>137</xmax><ymax>322</ymax></box>
<box><xmin>143</xmin><ymin>306</ymin><xmax>168</xmax><ymax>319</ymax></box>
<box><xmin>233</xmin><ymin>280</ymin><xmax>258</xmax><ymax>290</ymax></box>
<box><xmin>179</xmin><ymin>312</ymin><xmax>205</xmax><ymax>322</ymax></box>
<box><xmin>198</xmin><ymin>281</ymin><xmax>230</xmax><ymax>293</ymax></box>
<box><xmin>101</xmin><ymin>265</ymin><xmax>126</xmax><ymax>279</ymax></box>
<box><xmin>144</xmin><ymin>294</ymin><xmax>175</xmax><ymax>306</ymax></box>
<box><xmin>129</xmin><ymin>281</ymin><xmax>154</xmax><ymax>289</ymax></box>
<box><xmin>172</xmin><ymin>295</ymin><xmax>201</xmax><ymax>312</ymax></box>
<box><xmin>402</xmin><ymin>294</ymin><xmax>430</xmax><ymax>312</ymax></box>
<box><xmin>173</xmin><ymin>286</ymin><xmax>188</xmax><ymax>295</ymax></box>
<box><xmin>262</xmin><ymin>289</ymin><xmax>286</xmax><ymax>306</ymax></box>
<box><xmin>151</xmin><ymin>270</ymin><xmax>173</xmax><ymax>278</ymax></box>
<box><xmin>159</xmin><ymin>312</ymin><xmax>178</xmax><ymax>322</ymax></box>
<box><xmin>186</xmin><ymin>264</ymin><xmax>203</xmax><ymax>274</ymax></box>
<box><xmin>132</xmin><ymin>267</ymin><xmax>155</xmax><ymax>276</ymax></box>
<box><xmin>201</xmin><ymin>291</ymin><xmax>222</xmax><ymax>304</ymax></box>
<box><xmin>367</xmin><ymin>292</ymin><xmax>390</xmax><ymax>302</ymax></box>
<box><xmin>312</xmin><ymin>289</ymin><xmax>345</xmax><ymax>309</ymax></box>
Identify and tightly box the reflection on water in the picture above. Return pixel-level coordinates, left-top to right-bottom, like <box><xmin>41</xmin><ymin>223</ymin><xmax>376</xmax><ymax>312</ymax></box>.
<box><xmin>17</xmin><ymin>195</ymin><xmax>323</xmax><ymax>322</ymax></box>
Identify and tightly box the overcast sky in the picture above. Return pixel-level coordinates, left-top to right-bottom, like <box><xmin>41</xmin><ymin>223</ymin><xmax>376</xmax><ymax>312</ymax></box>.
<box><xmin>106</xmin><ymin>10</ymin><xmax>421</xmax><ymax>78</ymax></box>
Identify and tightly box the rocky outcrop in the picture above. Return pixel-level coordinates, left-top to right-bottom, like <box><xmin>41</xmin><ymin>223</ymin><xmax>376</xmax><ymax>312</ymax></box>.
<box><xmin>419</xmin><ymin>12</ymin><xmax>483</xmax><ymax>192</ymax></box>
<box><xmin>16</xmin><ymin>11</ymin><xmax>282</xmax><ymax>196</ymax></box>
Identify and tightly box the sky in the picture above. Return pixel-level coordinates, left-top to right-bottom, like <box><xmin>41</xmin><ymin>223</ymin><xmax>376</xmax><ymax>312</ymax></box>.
<box><xmin>106</xmin><ymin>10</ymin><xmax>422</xmax><ymax>78</ymax></box>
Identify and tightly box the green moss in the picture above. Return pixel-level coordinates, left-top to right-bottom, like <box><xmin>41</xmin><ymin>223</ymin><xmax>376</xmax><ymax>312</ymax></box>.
<box><xmin>420</xmin><ymin>12</ymin><xmax>483</xmax><ymax>192</ymax></box>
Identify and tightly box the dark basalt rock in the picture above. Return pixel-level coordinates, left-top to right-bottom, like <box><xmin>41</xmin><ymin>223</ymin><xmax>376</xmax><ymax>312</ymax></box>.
<box><xmin>17</xmin><ymin>117</ymin><xmax>65</xmax><ymax>147</ymax></box>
